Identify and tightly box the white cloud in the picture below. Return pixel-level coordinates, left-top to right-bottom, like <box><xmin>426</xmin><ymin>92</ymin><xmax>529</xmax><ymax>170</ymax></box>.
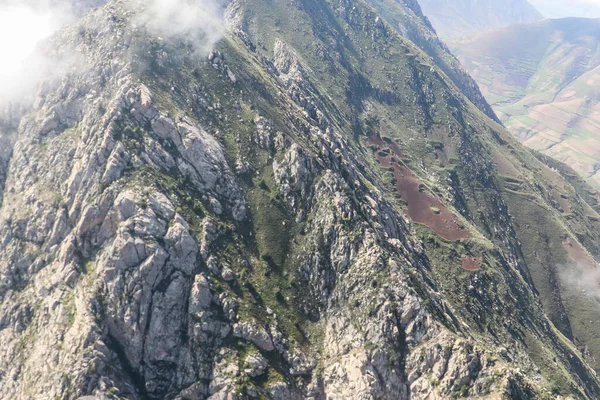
<box><xmin>0</xmin><ymin>0</ymin><xmax>226</xmax><ymax>107</ymax></box>
<box><xmin>0</xmin><ymin>6</ymin><xmax>55</xmax><ymax>76</ymax></box>
<box><xmin>560</xmin><ymin>260</ymin><xmax>600</xmax><ymax>300</ymax></box>
<box><xmin>0</xmin><ymin>1</ymin><xmax>76</xmax><ymax>105</ymax></box>
<box><xmin>131</xmin><ymin>0</ymin><xmax>226</xmax><ymax>56</ymax></box>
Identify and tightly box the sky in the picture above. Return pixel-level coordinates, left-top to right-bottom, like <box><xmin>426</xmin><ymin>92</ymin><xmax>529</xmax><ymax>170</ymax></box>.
<box><xmin>0</xmin><ymin>5</ymin><xmax>56</xmax><ymax>78</ymax></box>
<box><xmin>528</xmin><ymin>0</ymin><xmax>600</xmax><ymax>18</ymax></box>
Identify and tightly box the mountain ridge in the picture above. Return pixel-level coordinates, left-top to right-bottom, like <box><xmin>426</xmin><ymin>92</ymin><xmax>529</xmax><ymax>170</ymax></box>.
<box><xmin>1</xmin><ymin>0</ymin><xmax>600</xmax><ymax>399</ymax></box>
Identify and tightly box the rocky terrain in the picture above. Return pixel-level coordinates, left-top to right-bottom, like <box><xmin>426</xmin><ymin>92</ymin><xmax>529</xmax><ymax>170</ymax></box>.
<box><xmin>417</xmin><ymin>0</ymin><xmax>542</xmax><ymax>38</ymax></box>
<box><xmin>1</xmin><ymin>0</ymin><xmax>600</xmax><ymax>399</ymax></box>
<box><xmin>451</xmin><ymin>17</ymin><xmax>600</xmax><ymax>189</ymax></box>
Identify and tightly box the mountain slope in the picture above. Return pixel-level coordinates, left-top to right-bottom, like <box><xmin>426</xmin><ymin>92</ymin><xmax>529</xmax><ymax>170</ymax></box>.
<box><xmin>451</xmin><ymin>18</ymin><xmax>600</xmax><ymax>189</ymax></box>
<box><xmin>1</xmin><ymin>0</ymin><xmax>600</xmax><ymax>399</ymax></box>
<box><xmin>361</xmin><ymin>0</ymin><xmax>499</xmax><ymax>122</ymax></box>
<box><xmin>418</xmin><ymin>0</ymin><xmax>543</xmax><ymax>38</ymax></box>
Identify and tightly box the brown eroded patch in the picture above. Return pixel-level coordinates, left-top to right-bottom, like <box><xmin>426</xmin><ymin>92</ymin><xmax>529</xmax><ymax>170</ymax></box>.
<box><xmin>461</xmin><ymin>256</ymin><xmax>483</xmax><ymax>271</ymax></box>
<box><xmin>368</xmin><ymin>135</ymin><xmax>471</xmax><ymax>241</ymax></box>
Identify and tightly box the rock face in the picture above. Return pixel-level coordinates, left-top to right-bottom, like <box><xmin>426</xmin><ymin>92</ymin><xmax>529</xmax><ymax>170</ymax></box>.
<box><xmin>1</xmin><ymin>0</ymin><xmax>600</xmax><ymax>399</ymax></box>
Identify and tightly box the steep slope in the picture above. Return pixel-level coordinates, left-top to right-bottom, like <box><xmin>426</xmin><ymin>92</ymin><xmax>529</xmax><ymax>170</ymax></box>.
<box><xmin>418</xmin><ymin>0</ymin><xmax>543</xmax><ymax>38</ymax></box>
<box><xmin>361</xmin><ymin>0</ymin><xmax>500</xmax><ymax>122</ymax></box>
<box><xmin>451</xmin><ymin>18</ymin><xmax>600</xmax><ymax>189</ymax></box>
<box><xmin>1</xmin><ymin>0</ymin><xmax>600</xmax><ymax>399</ymax></box>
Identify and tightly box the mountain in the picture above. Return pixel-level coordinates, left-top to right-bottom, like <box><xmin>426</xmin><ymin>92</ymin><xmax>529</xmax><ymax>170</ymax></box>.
<box><xmin>451</xmin><ymin>18</ymin><xmax>600</xmax><ymax>189</ymax></box>
<box><xmin>417</xmin><ymin>0</ymin><xmax>543</xmax><ymax>38</ymax></box>
<box><xmin>2</xmin><ymin>0</ymin><xmax>600</xmax><ymax>399</ymax></box>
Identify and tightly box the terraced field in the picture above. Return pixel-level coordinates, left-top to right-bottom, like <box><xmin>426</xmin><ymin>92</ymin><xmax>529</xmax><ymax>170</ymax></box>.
<box><xmin>451</xmin><ymin>18</ymin><xmax>600</xmax><ymax>188</ymax></box>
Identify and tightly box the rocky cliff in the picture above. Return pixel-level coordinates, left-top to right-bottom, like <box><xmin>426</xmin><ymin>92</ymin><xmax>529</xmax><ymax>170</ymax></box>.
<box><xmin>1</xmin><ymin>0</ymin><xmax>600</xmax><ymax>399</ymax></box>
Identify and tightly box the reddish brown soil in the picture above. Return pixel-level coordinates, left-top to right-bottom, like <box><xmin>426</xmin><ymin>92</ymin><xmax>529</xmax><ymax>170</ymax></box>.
<box><xmin>368</xmin><ymin>134</ymin><xmax>406</xmax><ymax>160</ymax></box>
<box><xmin>368</xmin><ymin>135</ymin><xmax>471</xmax><ymax>242</ymax></box>
<box><xmin>462</xmin><ymin>256</ymin><xmax>483</xmax><ymax>271</ymax></box>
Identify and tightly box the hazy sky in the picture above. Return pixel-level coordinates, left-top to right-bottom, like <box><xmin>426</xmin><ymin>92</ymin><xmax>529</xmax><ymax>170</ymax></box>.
<box><xmin>0</xmin><ymin>6</ymin><xmax>56</xmax><ymax>78</ymax></box>
<box><xmin>529</xmin><ymin>0</ymin><xmax>600</xmax><ymax>18</ymax></box>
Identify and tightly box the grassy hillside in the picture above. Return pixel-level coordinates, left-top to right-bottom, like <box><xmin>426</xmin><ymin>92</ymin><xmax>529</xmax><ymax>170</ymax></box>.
<box><xmin>451</xmin><ymin>18</ymin><xmax>600</xmax><ymax>189</ymax></box>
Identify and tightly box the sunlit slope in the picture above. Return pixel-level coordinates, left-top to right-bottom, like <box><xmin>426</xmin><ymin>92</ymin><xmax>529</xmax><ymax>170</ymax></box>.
<box><xmin>452</xmin><ymin>18</ymin><xmax>600</xmax><ymax>188</ymax></box>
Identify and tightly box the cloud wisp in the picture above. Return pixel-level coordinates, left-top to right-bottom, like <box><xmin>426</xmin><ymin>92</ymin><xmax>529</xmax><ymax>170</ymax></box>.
<box><xmin>0</xmin><ymin>0</ymin><xmax>227</xmax><ymax>107</ymax></box>
<box><xmin>131</xmin><ymin>0</ymin><xmax>226</xmax><ymax>56</ymax></box>
<box><xmin>560</xmin><ymin>262</ymin><xmax>600</xmax><ymax>300</ymax></box>
<box><xmin>0</xmin><ymin>1</ymin><xmax>75</xmax><ymax>105</ymax></box>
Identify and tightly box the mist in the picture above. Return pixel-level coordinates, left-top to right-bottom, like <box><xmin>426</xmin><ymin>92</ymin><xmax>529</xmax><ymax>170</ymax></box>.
<box><xmin>560</xmin><ymin>260</ymin><xmax>600</xmax><ymax>300</ymax></box>
<box><xmin>0</xmin><ymin>0</ymin><xmax>226</xmax><ymax>107</ymax></box>
<box><xmin>131</xmin><ymin>0</ymin><xmax>226</xmax><ymax>56</ymax></box>
<box><xmin>0</xmin><ymin>0</ymin><xmax>76</xmax><ymax>105</ymax></box>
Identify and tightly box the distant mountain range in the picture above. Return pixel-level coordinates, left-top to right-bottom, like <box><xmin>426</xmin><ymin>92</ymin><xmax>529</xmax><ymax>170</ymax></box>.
<box><xmin>418</xmin><ymin>0</ymin><xmax>543</xmax><ymax>38</ymax></box>
<box><xmin>451</xmin><ymin>18</ymin><xmax>600</xmax><ymax>188</ymax></box>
